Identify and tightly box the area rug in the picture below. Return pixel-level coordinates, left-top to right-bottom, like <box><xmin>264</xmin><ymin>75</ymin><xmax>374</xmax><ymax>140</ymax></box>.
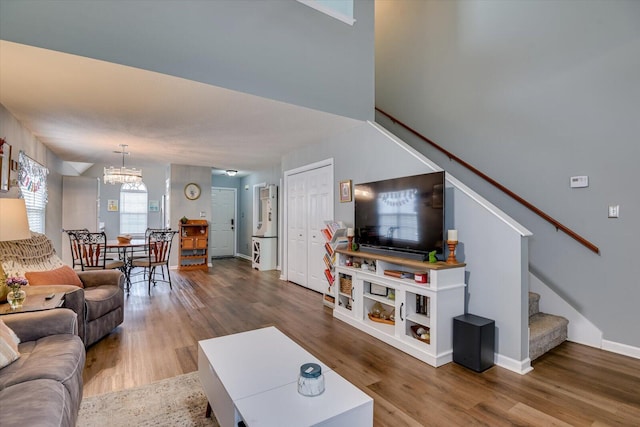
<box><xmin>78</xmin><ymin>372</ymin><xmax>219</xmax><ymax>427</ymax></box>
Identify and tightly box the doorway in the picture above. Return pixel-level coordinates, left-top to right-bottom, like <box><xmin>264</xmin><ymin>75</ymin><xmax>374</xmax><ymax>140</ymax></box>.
<box><xmin>210</xmin><ymin>187</ymin><xmax>237</xmax><ymax>258</ymax></box>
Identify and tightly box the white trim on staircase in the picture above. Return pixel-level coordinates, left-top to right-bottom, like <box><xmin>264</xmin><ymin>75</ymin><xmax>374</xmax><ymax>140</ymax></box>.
<box><xmin>368</xmin><ymin>121</ymin><xmax>533</xmax><ymax>237</ymax></box>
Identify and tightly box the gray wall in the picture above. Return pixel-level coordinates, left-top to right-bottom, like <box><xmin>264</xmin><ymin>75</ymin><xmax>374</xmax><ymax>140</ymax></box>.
<box><xmin>0</xmin><ymin>104</ymin><xmax>64</xmax><ymax>253</ymax></box>
<box><xmin>375</xmin><ymin>0</ymin><xmax>640</xmax><ymax>346</ymax></box>
<box><xmin>237</xmin><ymin>166</ymin><xmax>282</xmax><ymax>258</ymax></box>
<box><xmin>169</xmin><ymin>164</ymin><xmax>213</xmax><ymax>266</ymax></box>
<box><xmin>83</xmin><ymin>162</ymin><xmax>168</xmax><ymax>237</ymax></box>
<box><xmin>0</xmin><ymin>0</ymin><xmax>374</xmax><ymax>121</ymax></box>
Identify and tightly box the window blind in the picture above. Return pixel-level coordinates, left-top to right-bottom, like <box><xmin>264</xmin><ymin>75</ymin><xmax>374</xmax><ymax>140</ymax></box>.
<box><xmin>120</xmin><ymin>182</ymin><xmax>148</xmax><ymax>235</ymax></box>
<box><xmin>18</xmin><ymin>152</ymin><xmax>48</xmax><ymax>234</ymax></box>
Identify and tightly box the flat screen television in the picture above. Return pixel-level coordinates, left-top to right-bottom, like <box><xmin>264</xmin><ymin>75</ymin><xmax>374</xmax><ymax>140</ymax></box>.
<box><xmin>354</xmin><ymin>171</ymin><xmax>445</xmax><ymax>260</ymax></box>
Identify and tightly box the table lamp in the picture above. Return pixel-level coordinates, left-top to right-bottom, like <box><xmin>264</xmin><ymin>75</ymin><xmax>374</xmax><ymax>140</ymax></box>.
<box><xmin>0</xmin><ymin>198</ymin><xmax>31</xmax><ymax>242</ymax></box>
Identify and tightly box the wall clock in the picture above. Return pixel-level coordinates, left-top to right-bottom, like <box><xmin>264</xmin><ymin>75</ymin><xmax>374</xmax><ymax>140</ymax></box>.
<box><xmin>184</xmin><ymin>183</ymin><xmax>201</xmax><ymax>200</ymax></box>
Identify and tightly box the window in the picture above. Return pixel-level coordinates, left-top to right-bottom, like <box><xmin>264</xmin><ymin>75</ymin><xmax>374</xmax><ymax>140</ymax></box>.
<box><xmin>18</xmin><ymin>151</ymin><xmax>48</xmax><ymax>234</ymax></box>
<box><xmin>120</xmin><ymin>182</ymin><xmax>148</xmax><ymax>235</ymax></box>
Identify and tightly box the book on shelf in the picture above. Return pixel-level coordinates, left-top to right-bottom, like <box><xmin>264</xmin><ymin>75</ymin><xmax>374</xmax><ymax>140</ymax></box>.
<box><xmin>321</xmin><ymin>228</ymin><xmax>332</xmax><ymax>241</ymax></box>
<box><xmin>323</xmin><ymin>253</ymin><xmax>332</xmax><ymax>269</ymax></box>
<box><xmin>416</xmin><ymin>295</ymin><xmax>431</xmax><ymax>316</ymax></box>
<box><xmin>324</xmin><ymin>268</ymin><xmax>334</xmax><ymax>285</ymax></box>
<box><xmin>324</xmin><ymin>242</ymin><xmax>334</xmax><ymax>256</ymax></box>
<box><xmin>325</xmin><ymin>220</ymin><xmax>344</xmax><ymax>235</ymax></box>
<box><xmin>384</xmin><ymin>270</ymin><xmax>414</xmax><ymax>279</ymax></box>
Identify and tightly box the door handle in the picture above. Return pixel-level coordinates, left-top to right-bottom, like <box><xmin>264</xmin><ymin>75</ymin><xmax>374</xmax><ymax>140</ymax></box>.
<box><xmin>400</xmin><ymin>303</ymin><xmax>404</xmax><ymax>321</ymax></box>
<box><xmin>231</xmin><ymin>218</ymin><xmax>234</xmax><ymax>230</ymax></box>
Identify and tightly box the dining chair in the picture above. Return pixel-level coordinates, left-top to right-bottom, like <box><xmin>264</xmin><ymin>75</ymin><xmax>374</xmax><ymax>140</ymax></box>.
<box><xmin>131</xmin><ymin>230</ymin><xmax>177</xmax><ymax>294</ymax></box>
<box><xmin>130</xmin><ymin>228</ymin><xmax>171</xmax><ymax>260</ymax></box>
<box><xmin>63</xmin><ymin>228</ymin><xmax>89</xmax><ymax>270</ymax></box>
<box><xmin>78</xmin><ymin>232</ymin><xmax>125</xmax><ymax>271</ymax></box>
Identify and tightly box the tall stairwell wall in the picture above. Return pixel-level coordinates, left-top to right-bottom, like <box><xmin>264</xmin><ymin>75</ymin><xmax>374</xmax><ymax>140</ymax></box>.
<box><xmin>375</xmin><ymin>0</ymin><xmax>640</xmax><ymax>356</ymax></box>
<box><xmin>282</xmin><ymin>121</ymin><xmax>533</xmax><ymax>373</ymax></box>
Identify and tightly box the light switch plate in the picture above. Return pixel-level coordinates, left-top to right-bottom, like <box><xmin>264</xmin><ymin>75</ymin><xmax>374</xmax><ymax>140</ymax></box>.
<box><xmin>608</xmin><ymin>205</ymin><xmax>619</xmax><ymax>218</ymax></box>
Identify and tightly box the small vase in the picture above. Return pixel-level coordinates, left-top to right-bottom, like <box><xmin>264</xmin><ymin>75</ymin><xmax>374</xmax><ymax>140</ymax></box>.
<box><xmin>7</xmin><ymin>289</ymin><xmax>26</xmax><ymax>309</ymax></box>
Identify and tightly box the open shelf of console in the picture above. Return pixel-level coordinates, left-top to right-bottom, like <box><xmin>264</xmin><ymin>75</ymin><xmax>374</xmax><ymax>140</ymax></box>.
<box><xmin>332</xmin><ymin>248</ymin><xmax>466</xmax><ymax>367</ymax></box>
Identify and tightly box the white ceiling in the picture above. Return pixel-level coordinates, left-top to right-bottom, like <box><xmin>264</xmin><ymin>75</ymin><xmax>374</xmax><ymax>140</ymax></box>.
<box><xmin>0</xmin><ymin>41</ymin><xmax>363</xmax><ymax>175</ymax></box>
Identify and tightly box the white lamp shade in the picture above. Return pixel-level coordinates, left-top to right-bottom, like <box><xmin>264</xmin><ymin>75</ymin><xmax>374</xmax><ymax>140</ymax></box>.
<box><xmin>0</xmin><ymin>199</ymin><xmax>31</xmax><ymax>241</ymax></box>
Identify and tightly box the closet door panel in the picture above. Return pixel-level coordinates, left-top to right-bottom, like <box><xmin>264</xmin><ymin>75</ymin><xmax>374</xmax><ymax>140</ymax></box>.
<box><xmin>287</xmin><ymin>173</ymin><xmax>307</xmax><ymax>286</ymax></box>
<box><xmin>307</xmin><ymin>167</ymin><xmax>332</xmax><ymax>294</ymax></box>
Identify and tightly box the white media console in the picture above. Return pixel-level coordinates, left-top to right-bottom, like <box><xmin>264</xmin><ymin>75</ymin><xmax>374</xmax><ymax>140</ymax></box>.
<box><xmin>332</xmin><ymin>249</ymin><xmax>466</xmax><ymax>367</ymax></box>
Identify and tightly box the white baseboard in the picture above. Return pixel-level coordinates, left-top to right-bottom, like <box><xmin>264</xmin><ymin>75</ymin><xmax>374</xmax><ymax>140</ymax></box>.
<box><xmin>495</xmin><ymin>354</ymin><xmax>533</xmax><ymax>375</ymax></box>
<box><xmin>602</xmin><ymin>340</ymin><xmax>640</xmax><ymax>360</ymax></box>
<box><xmin>235</xmin><ymin>253</ymin><xmax>251</xmax><ymax>261</ymax></box>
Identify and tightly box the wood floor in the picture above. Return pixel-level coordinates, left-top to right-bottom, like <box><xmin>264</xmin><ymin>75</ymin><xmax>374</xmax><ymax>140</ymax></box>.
<box><xmin>83</xmin><ymin>258</ymin><xmax>640</xmax><ymax>426</ymax></box>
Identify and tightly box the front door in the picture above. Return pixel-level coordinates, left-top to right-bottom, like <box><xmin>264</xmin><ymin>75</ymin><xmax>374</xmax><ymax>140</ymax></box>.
<box><xmin>210</xmin><ymin>187</ymin><xmax>236</xmax><ymax>258</ymax></box>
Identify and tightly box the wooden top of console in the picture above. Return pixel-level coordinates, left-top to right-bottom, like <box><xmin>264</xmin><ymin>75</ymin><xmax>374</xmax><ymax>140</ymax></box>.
<box><xmin>335</xmin><ymin>248</ymin><xmax>465</xmax><ymax>270</ymax></box>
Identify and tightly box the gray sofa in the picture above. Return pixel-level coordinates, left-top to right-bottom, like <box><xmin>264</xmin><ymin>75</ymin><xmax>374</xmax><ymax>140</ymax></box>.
<box><xmin>25</xmin><ymin>269</ymin><xmax>125</xmax><ymax>347</ymax></box>
<box><xmin>0</xmin><ymin>308</ymin><xmax>85</xmax><ymax>426</ymax></box>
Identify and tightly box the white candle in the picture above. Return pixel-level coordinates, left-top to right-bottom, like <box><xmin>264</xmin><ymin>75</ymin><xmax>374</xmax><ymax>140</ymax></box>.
<box><xmin>347</xmin><ymin>228</ymin><xmax>355</xmax><ymax>237</ymax></box>
<box><xmin>448</xmin><ymin>229</ymin><xmax>458</xmax><ymax>242</ymax></box>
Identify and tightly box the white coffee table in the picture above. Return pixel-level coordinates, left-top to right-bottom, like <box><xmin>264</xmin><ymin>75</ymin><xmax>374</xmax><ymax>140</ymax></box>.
<box><xmin>198</xmin><ymin>326</ymin><xmax>373</xmax><ymax>427</ymax></box>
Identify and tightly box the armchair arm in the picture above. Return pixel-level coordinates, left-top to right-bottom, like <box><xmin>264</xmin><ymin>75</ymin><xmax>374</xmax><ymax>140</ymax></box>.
<box><xmin>2</xmin><ymin>308</ymin><xmax>78</xmax><ymax>342</ymax></box>
<box><xmin>77</xmin><ymin>270</ymin><xmax>124</xmax><ymax>290</ymax></box>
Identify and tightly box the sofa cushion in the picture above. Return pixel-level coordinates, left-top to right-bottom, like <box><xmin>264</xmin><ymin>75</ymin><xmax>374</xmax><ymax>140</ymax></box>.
<box><xmin>0</xmin><ymin>319</ymin><xmax>21</xmax><ymax>368</ymax></box>
<box><xmin>25</xmin><ymin>265</ymin><xmax>84</xmax><ymax>288</ymax></box>
<box><xmin>0</xmin><ymin>334</ymin><xmax>84</xmax><ymax>390</ymax></box>
<box><xmin>0</xmin><ymin>379</ymin><xmax>75</xmax><ymax>427</ymax></box>
<box><xmin>84</xmin><ymin>285</ymin><xmax>123</xmax><ymax>322</ymax></box>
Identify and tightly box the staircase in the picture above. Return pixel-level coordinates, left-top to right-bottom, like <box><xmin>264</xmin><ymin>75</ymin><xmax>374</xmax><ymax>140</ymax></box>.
<box><xmin>529</xmin><ymin>292</ymin><xmax>569</xmax><ymax>360</ymax></box>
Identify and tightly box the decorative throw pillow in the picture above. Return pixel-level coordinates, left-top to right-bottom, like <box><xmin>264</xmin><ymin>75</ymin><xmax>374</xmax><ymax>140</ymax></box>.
<box><xmin>25</xmin><ymin>265</ymin><xmax>84</xmax><ymax>288</ymax></box>
<box><xmin>0</xmin><ymin>319</ymin><xmax>20</xmax><ymax>368</ymax></box>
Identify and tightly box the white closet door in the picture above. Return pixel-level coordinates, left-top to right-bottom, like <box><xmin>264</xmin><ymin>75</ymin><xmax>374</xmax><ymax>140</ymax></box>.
<box><xmin>306</xmin><ymin>167</ymin><xmax>332</xmax><ymax>294</ymax></box>
<box><xmin>287</xmin><ymin>172</ymin><xmax>307</xmax><ymax>286</ymax></box>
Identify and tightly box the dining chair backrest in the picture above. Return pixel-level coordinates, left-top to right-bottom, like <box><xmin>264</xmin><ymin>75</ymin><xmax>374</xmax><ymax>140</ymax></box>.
<box><xmin>64</xmin><ymin>229</ymin><xmax>90</xmax><ymax>269</ymax></box>
<box><xmin>147</xmin><ymin>230</ymin><xmax>177</xmax><ymax>264</ymax></box>
<box><xmin>130</xmin><ymin>228</ymin><xmax>172</xmax><ymax>259</ymax></box>
<box><xmin>78</xmin><ymin>232</ymin><xmax>109</xmax><ymax>270</ymax></box>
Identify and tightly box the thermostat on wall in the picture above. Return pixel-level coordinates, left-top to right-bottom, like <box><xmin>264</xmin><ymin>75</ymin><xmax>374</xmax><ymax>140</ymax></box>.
<box><xmin>570</xmin><ymin>176</ymin><xmax>588</xmax><ymax>188</ymax></box>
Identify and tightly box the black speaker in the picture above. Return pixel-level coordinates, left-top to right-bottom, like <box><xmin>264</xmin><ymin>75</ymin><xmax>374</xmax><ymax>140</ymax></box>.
<box><xmin>453</xmin><ymin>314</ymin><xmax>495</xmax><ymax>372</ymax></box>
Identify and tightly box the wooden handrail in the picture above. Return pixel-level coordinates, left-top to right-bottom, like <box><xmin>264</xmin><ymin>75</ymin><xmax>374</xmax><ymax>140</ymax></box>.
<box><xmin>375</xmin><ymin>107</ymin><xmax>600</xmax><ymax>255</ymax></box>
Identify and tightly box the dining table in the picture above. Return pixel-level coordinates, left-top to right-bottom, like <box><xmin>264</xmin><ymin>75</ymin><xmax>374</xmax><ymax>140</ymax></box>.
<box><xmin>106</xmin><ymin>239</ymin><xmax>147</xmax><ymax>293</ymax></box>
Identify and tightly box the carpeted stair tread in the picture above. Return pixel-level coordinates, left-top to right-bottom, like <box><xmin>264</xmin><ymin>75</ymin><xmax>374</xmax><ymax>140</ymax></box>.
<box><xmin>529</xmin><ymin>292</ymin><xmax>540</xmax><ymax>318</ymax></box>
<box><xmin>529</xmin><ymin>312</ymin><xmax>568</xmax><ymax>360</ymax></box>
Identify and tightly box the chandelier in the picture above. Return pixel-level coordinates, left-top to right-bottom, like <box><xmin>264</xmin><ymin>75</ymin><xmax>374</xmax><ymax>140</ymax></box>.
<box><xmin>103</xmin><ymin>144</ymin><xmax>142</xmax><ymax>185</ymax></box>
